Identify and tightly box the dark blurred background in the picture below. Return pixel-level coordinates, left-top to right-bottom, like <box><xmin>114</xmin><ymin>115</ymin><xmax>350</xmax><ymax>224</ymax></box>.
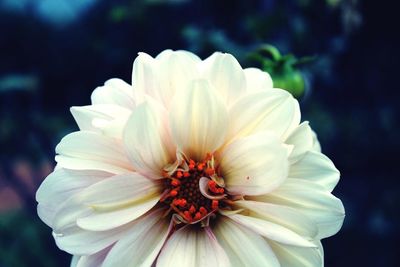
<box><xmin>0</xmin><ymin>0</ymin><xmax>398</xmax><ymax>266</ymax></box>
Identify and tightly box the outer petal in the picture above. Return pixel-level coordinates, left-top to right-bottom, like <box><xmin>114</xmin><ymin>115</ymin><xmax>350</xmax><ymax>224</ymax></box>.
<box><xmin>53</xmin><ymin>173</ymin><xmax>161</xmax><ymax>232</ymax></box>
<box><xmin>244</xmin><ymin>67</ymin><xmax>273</xmax><ymax>92</ymax></box>
<box><xmin>227</xmin><ymin>89</ymin><xmax>300</xmax><ymax>143</ymax></box>
<box><xmin>201</xmin><ymin>52</ymin><xmax>246</xmax><ymax>106</ymax></box>
<box><xmin>103</xmin><ymin>209</ymin><xmax>170</xmax><ymax>267</ymax></box>
<box><xmin>36</xmin><ymin>169</ymin><xmax>112</xmax><ymax>227</ymax></box>
<box><xmin>289</xmin><ymin>150</ymin><xmax>340</xmax><ymax>192</ymax></box>
<box><xmin>311</xmin><ymin>130</ymin><xmax>322</xmax><ymax>152</ymax></box>
<box><xmin>55</xmin><ymin>131</ymin><xmax>133</xmax><ymax>174</ymax></box>
<box><xmin>285</xmin><ymin>121</ymin><xmax>313</xmax><ymax>164</ymax></box>
<box><xmin>219</xmin><ymin>131</ymin><xmax>290</xmax><ymax>196</ymax></box>
<box><xmin>255</xmin><ymin>178</ymin><xmax>345</xmax><ymax>239</ymax></box>
<box><xmin>235</xmin><ymin>200</ymin><xmax>318</xmax><ymax>238</ymax></box>
<box><xmin>123</xmin><ymin>100</ymin><xmax>175</xmax><ymax>179</ymax></box>
<box><xmin>213</xmin><ymin>217</ymin><xmax>280</xmax><ymax>267</ymax></box>
<box><xmin>169</xmin><ymin>79</ymin><xmax>228</xmax><ymax>161</ymax></box>
<box><xmin>226</xmin><ymin>213</ymin><xmax>316</xmax><ymax>247</ymax></box>
<box><xmin>76</xmin><ymin>246</ymin><xmax>111</xmax><ymax>267</ymax></box>
<box><xmin>268</xmin><ymin>240</ymin><xmax>323</xmax><ymax>267</ymax></box>
<box><xmin>157</xmin><ymin>226</ymin><xmax>230</xmax><ymax>267</ymax></box>
<box><xmin>91</xmin><ymin>78</ymin><xmax>136</xmax><ymax>109</ymax></box>
<box><xmin>70</xmin><ymin>104</ymin><xmax>131</xmax><ymax>139</ymax></box>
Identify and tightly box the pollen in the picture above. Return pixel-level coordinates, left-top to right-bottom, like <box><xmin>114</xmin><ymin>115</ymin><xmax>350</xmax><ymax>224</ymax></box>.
<box><xmin>161</xmin><ymin>154</ymin><xmax>226</xmax><ymax>224</ymax></box>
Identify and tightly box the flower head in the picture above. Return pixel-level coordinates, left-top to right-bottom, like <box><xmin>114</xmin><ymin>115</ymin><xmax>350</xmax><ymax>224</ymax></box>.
<box><xmin>37</xmin><ymin>50</ymin><xmax>344</xmax><ymax>266</ymax></box>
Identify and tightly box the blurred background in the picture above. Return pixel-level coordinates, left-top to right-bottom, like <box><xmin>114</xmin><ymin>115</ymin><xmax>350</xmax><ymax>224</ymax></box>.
<box><xmin>0</xmin><ymin>0</ymin><xmax>398</xmax><ymax>266</ymax></box>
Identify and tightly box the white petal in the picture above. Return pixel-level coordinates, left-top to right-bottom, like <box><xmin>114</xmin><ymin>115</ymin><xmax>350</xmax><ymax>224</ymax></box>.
<box><xmin>202</xmin><ymin>52</ymin><xmax>246</xmax><ymax>106</ymax></box>
<box><xmin>36</xmin><ymin>169</ymin><xmax>112</xmax><ymax>227</ymax></box>
<box><xmin>227</xmin><ymin>89</ymin><xmax>300</xmax><ymax>143</ymax></box>
<box><xmin>53</xmin><ymin>224</ymin><xmax>129</xmax><ymax>255</ymax></box>
<box><xmin>55</xmin><ymin>131</ymin><xmax>133</xmax><ymax>174</ymax></box>
<box><xmin>285</xmin><ymin>121</ymin><xmax>313</xmax><ymax>164</ymax></box>
<box><xmin>289</xmin><ymin>150</ymin><xmax>340</xmax><ymax>192</ymax></box>
<box><xmin>76</xmin><ymin>246</ymin><xmax>111</xmax><ymax>267</ymax></box>
<box><xmin>123</xmin><ymin>100</ymin><xmax>175</xmax><ymax>179</ymax></box>
<box><xmin>169</xmin><ymin>79</ymin><xmax>228</xmax><ymax>160</ymax></box>
<box><xmin>157</xmin><ymin>226</ymin><xmax>230</xmax><ymax>267</ymax></box>
<box><xmin>311</xmin><ymin>129</ymin><xmax>322</xmax><ymax>152</ymax></box>
<box><xmin>244</xmin><ymin>67</ymin><xmax>273</xmax><ymax>92</ymax></box>
<box><xmin>131</xmin><ymin>52</ymin><xmax>160</xmax><ymax>105</ymax></box>
<box><xmin>268</xmin><ymin>240</ymin><xmax>323</xmax><ymax>267</ymax></box>
<box><xmin>70</xmin><ymin>104</ymin><xmax>131</xmax><ymax>138</ymax></box>
<box><xmin>226</xmin><ymin>213</ymin><xmax>316</xmax><ymax>247</ymax></box>
<box><xmin>53</xmin><ymin>173</ymin><xmax>161</xmax><ymax>232</ymax></box>
<box><xmin>219</xmin><ymin>131</ymin><xmax>290</xmax><ymax>195</ymax></box>
<box><xmin>156</xmin><ymin>50</ymin><xmax>199</xmax><ymax>108</ymax></box>
<box><xmin>257</xmin><ymin>178</ymin><xmax>345</xmax><ymax>239</ymax></box>
<box><xmin>213</xmin><ymin>217</ymin><xmax>280</xmax><ymax>267</ymax></box>
<box><xmin>91</xmin><ymin>78</ymin><xmax>136</xmax><ymax>109</ymax></box>
<box><xmin>103</xmin><ymin>209</ymin><xmax>170</xmax><ymax>267</ymax></box>
<box><xmin>235</xmin><ymin>200</ymin><xmax>318</xmax><ymax>238</ymax></box>
<box><xmin>71</xmin><ymin>256</ymin><xmax>79</xmax><ymax>267</ymax></box>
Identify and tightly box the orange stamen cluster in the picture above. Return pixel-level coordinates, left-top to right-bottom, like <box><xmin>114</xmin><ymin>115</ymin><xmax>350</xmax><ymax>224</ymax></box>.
<box><xmin>161</xmin><ymin>155</ymin><xmax>225</xmax><ymax>223</ymax></box>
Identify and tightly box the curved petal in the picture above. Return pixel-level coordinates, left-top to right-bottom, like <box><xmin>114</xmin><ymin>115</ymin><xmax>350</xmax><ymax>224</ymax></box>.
<box><xmin>235</xmin><ymin>200</ymin><xmax>318</xmax><ymax>238</ymax></box>
<box><xmin>285</xmin><ymin>121</ymin><xmax>313</xmax><ymax>164</ymax></box>
<box><xmin>213</xmin><ymin>217</ymin><xmax>280</xmax><ymax>267</ymax></box>
<box><xmin>55</xmin><ymin>131</ymin><xmax>133</xmax><ymax>174</ymax></box>
<box><xmin>36</xmin><ymin>169</ymin><xmax>112</xmax><ymax>227</ymax></box>
<box><xmin>268</xmin><ymin>240</ymin><xmax>323</xmax><ymax>267</ymax></box>
<box><xmin>53</xmin><ymin>173</ymin><xmax>161</xmax><ymax>232</ymax></box>
<box><xmin>157</xmin><ymin>226</ymin><xmax>230</xmax><ymax>267</ymax></box>
<box><xmin>76</xmin><ymin>246</ymin><xmax>111</xmax><ymax>267</ymax></box>
<box><xmin>219</xmin><ymin>131</ymin><xmax>290</xmax><ymax>196</ymax></box>
<box><xmin>226</xmin><ymin>213</ymin><xmax>316</xmax><ymax>247</ymax></box>
<box><xmin>102</xmin><ymin>209</ymin><xmax>170</xmax><ymax>267</ymax></box>
<box><xmin>254</xmin><ymin>178</ymin><xmax>345</xmax><ymax>239</ymax></box>
<box><xmin>201</xmin><ymin>52</ymin><xmax>246</xmax><ymax>106</ymax></box>
<box><xmin>227</xmin><ymin>89</ymin><xmax>300</xmax><ymax>143</ymax></box>
<box><xmin>169</xmin><ymin>79</ymin><xmax>228</xmax><ymax>161</ymax></box>
<box><xmin>123</xmin><ymin>100</ymin><xmax>175</xmax><ymax>179</ymax></box>
<box><xmin>311</xmin><ymin>129</ymin><xmax>322</xmax><ymax>152</ymax></box>
<box><xmin>289</xmin><ymin>150</ymin><xmax>340</xmax><ymax>192</ymax></box>
<box><xmin>53</xmin><ymin>224</ymin><xmax>128</xmax><ymax>255</ymax></box>
<box><xmin>244</xmin><ymin>68</ymin><xmax>273</xmax><ymax>92</ymax></box>
<box><xmin>70</xmin><ymin>104</ymin><xmax>131</xmax><ymax>138</ymax></box>
<box><xmin>91</xmin><ymin>78</ymin><xmax>136</xmax><ymax>109</ymax></box>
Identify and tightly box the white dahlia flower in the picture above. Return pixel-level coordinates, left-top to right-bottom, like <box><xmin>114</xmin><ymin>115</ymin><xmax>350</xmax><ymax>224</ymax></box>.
<box><xmin>37</xmin><ymin>50</ymin><xmax>344</xmax><ymax>267</ymax></box>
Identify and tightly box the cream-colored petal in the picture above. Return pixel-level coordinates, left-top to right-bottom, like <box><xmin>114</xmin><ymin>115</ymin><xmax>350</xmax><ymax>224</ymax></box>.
<box><xmin>219</xmin><ymin>131</ymin><xmax>290</xmax><ymax>196</ymax></box>
<box><xmin>53</xmin><ymin>224</ymin><xmax>129</xmax><ymax>255</ymax></box>
<box><xmin>235</xmin><ymin>200</ymin><xmax>318</xmax><ymax>238</ymax></box>
<box><xmin>285</xmin><ymin>121</ymin><xmax>313</xmax><ymax>164</ymax></box>
<box><xmin>202</xmin><ymin>52</ymin><xmax>246</xmax><ymax>106</ymax></box>
<box><xmin>55</xmin><ymin>131</ymin><xmax>133</xmax><ymax>174</ymax></box>
<box><xmin>70</xmin><ymin>104</ymin><xmax>131</xmax><ymax>138</ymax></box>
<box><xmin>91</xmin><ymin>78</ymin><xmax>135</xmax><ymax>109</ymax></box>
<box><xmin>289</xmin><ymin>150</ymin><xmax>340</xmax><ymax>192</ymax></box>
<box><xmin>169</xmin><ymin>79</ymin><xmax>228</xmax><ymax>161</ymax></box>
<box><xmin>244</xmin><ymin>67</ymin><xmax>273</xmax><ymax>92</ymax></box>
<box><xmin>123</xmin><ymin>100</ymin><xmax>175</xmax><ymax>179</ymax></box>
<box><xmin>256</xmin><ymin>178</ymin><xmax>345</xmax><ymax>239</ymax></box>
<box><xmin>268</xmin><ymin>240</ymin><xmax>323</xmax><ymax>267</ymax></box>
<box><xmin>156</xmin><ymin>50</ymin><xmax>199</xmax><ymax>108</ymax></box>
<box><xmin>76</xmin><ymin>246</ymin><xmax>111</xmax><ymax>267</ymax></box>
<box><xmin>102</xmin><ymin>209</ymin><xmax>170</xmax><ymax>267</ymax></box>
<box><xmin>227</xmin><ymin>89</ymin><xmax>300</xmax><ymax>143</ymax></box>
<box><xmin>213</xmin><ymin>217</ymin><xmax>280</xmax><ymax>267</ymax></box>
<box><xmin>36</xmin><ymin>169</ymin><xmax>112</xmax><ymax>227</ymax></box>
<box><xmin>226</xmin><ymin>213</ymin><xmax>316</xmax><ymax>247</ymax></box>
<box><xmin>157</xmin><ymin>226</ymin><xmax>230</xmax><ymax>267</ymax></box>
<box><xmin>53</xmin><ymin>173</ymin><xmax>161</xmax><ymax>232</ymax></box>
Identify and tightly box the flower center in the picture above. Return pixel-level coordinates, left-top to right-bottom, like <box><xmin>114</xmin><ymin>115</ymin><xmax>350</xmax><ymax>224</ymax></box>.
<box><xmin>160</xmin><ymin>154</ymin><xmax>226</xmax><ymax>224</ymax></box>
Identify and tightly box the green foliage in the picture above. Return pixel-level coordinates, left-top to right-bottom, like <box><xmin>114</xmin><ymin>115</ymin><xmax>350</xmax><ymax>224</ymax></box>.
<box><xmin>248</xmin><ymin>45</ymin><xmax>316</xmax><ymax>98</ymax></box>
